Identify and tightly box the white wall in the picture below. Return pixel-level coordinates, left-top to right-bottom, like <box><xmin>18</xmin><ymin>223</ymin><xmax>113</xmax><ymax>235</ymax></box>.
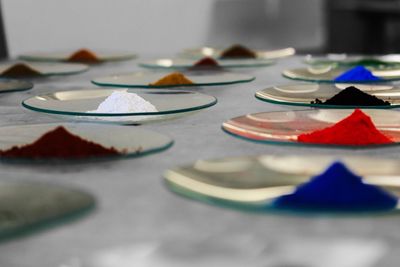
<box><xmin>2</xmin><ymin>0</ymin><xmax>325</xmax><ymax>57</ymax></box>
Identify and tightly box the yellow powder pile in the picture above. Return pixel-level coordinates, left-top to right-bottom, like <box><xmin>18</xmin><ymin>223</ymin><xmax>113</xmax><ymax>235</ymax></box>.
<box><xmin>149</xmin><ymin>72</ymin><xmax>194</xmax><ymax>86</ymax></box>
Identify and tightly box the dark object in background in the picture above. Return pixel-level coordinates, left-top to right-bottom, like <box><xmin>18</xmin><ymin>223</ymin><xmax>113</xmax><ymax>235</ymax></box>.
<box><xmin>220</xmin><ymin>44</ymin><xmax>256</xmax><ymax>59</ymax></box>
<box><xmin>311</xmin><ymin>86</ymin><xmax>391</xmax><ymax>106</ymax></box>
<box><xmin>0</xmin><ymin>3</ymin><xmax>7</xmax><ymax>59</ymax></box>
<box><xmin>326</xmin><ymin>0</ymin><xmax>400</xmax><ymax>54</ymax></box>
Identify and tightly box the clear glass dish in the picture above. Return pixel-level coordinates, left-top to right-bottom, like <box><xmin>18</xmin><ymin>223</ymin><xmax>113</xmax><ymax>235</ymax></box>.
<box><xmin>139</xmin><ymin>58</ymin><xmax>274</xmax><ymax>69</ymax></box>
<box><xmin>0</xmin><ymin>181</ymin><xmax>95</xmax><ymax>241</ymax></box>
<box><xmin>283</xmin><ymin>65</ymin><xmax>400</xmax><ymax>83</ymax></box>
<box><xmin>255</xmin><ymin>83</ymin><xmax>400</xmax><ymax>109</ymax></box>
<box><xmin>19</xmin><ymin>50</ymin><xmax>136</xmax><ymax>62</ymax></box>
<box><xmin>0</xmin><ymin>61</ymin><xmax>88</xmax><ymax>77</ymax></box>
<box><xmin>304</xmin><ymin>53</ymin><xmax>400</xmax><ymax>67</ymax></box>
<box><xmin>92</xmin><ymin>71</ymin><xmax>255</xmax><ymax>88</ymax></box>
<box><xmin>222</xmin><ymin>109</ymin><xmax>400</xmax><ymax>149</ymax></box>
<box><xmin>0</xmin><ymin>123</ymin><xmax>173</xmax><ymax>162</ymax></box>
<box><xmin>164</xmin><ymin>155</ymin><xmax>400</xmax><ymax>215</ymax></box>
<box><xmin>22</xmin><ymin>89</ymin><xmax>217</xmax><ymax>124</ymax></box>
<box><xmin>179</xmin><ymin>46</ymin><xmax>295</xmax><ymax>59</ymax></box>
<box><xmin>0</xmin><ymin>78</ymin><xmax>33</xmax><ymax>93</ymax></box>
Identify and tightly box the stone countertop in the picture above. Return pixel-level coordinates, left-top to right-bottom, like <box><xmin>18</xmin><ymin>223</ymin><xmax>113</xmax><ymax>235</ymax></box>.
<box><xmin>0</xmin><ymin>56</ymin><xmax>399</xmax><ymax>267</ymax></box>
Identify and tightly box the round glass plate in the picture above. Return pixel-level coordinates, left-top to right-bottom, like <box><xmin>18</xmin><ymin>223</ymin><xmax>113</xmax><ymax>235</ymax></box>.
<box><xmin>164</xmin><ymin>155</ymin><xmax>400</xmax><ymax>214</ymax></box>
<box><xmin>19</xmin><ymin>50</ymin><xmax>136</xmax><ymax>62</ymax></box>
<box><xmin>222</xmin><ymin>109</ymin><xmax>400</xmax><ymax>148</ymax></box>
<box><xmin>0</xmin><ymin>78</ymin><xmax>33</xmax><ymax>93</ymax></box>
<box><xmin>0</xmin><ymin>62</ymin><xmax>88</xmax><ymax>77</ymax></box>
<box><xmin>283</xmin><ymin>66</ymin><xmax>400</xmax><ymax>83</ymax></box>
<box><xmin>255</xmin><ymin>83</ymin><xmax>400</xmax><ymax>109</ymax></box>
<box><xmin>22</xmin><ymin>89</ymin><xmax>217</xmax><ymax>124</ymax></box>
<box><xmin>179</xmin><ymin>46</ymin><xmax>295</xmax><ymax>59</ymax></box>
<box><xmin>92</xmin><ymin>71</ymin><xmax>255</xmax><ymax>88</ymax></box>
<box><xmin>0</xmin><ymin>181</ymin><xmax>94</xmax><ymax>241</ymax></box>
<box><xmin>304</xmin><ymin>54</ymin><xmax>400</xmax><ymax>67</ymax></box>
<box><xmin>0</xmin><ymin>123</ymin><xmax>173</xmax><ymax>161</ymax></box>
<box><xmin>139</xmin><ymin>58</ymin><xmax>274</xmax><ymax>69</ymax></box>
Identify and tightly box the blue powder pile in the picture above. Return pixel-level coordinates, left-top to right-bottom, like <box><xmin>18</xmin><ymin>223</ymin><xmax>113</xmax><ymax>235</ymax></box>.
<box><xmin>334</xmin><ymin>66</ymin><xmax>382</xmax><ymax>82</ymax></box>
<box><xmin>273</xmin><ymin>161</ymin><xmax>398</xmax><ymax>211</ymax></box>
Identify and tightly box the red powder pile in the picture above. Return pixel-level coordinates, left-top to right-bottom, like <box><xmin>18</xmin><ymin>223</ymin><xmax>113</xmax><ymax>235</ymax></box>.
<box><xmin>189</xmin><ymin>57</ymin><xmax>223</xmax><ymax>71</ymax></box>
<box><xmin>0</xmin><ymin>126</ymin><xmax>122</xmax><ymax>159</ymax></box>
<box><xmin>297</xmin><ymin>109</ymin><xmax>393</xmax><ymax>146</ymax></box>
<box><xmin>2</xmin><ymin>63</ymin><xmax>41</xmax><ymax>77</ymax></box>
<box><xmin>67</xmin><ymin>49</ymin><xmax>100</xmax><ymax>63</ymax></box>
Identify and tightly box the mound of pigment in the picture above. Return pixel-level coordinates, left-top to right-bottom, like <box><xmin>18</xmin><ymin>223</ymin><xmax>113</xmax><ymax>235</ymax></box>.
<box><xmin>67</xmin><ymin>49</ymin><xmax>100</xmax><ymax>63</ymax></box>
<box><xmin>273</xmin><ymin>161</ymin><xmax>398</xmax><ymax>211</ymax></box>
<box><xmin>297</xmin><ymin>109</ymin><xmax>393</xmax><ymax>146</ymax></box>
<box><xmin>219</xmin><ymin>44</ymin><xmax>256</xmax><ymax>59</ymax></box>
<box><xmin>311</xmin><ymin>86</ymin><xmax>390</xmax><ymax>106</ymax></box>
<box><xmin>188</xmin><ymin>57</ymin><xmax>223</xmax><ymax>71</ymax></box>
<box><xmin>1</xmin><ymin>63</ymin><xmax>41</xmax><ymax>77</ymax></box>
<box><xmin>89</xmin><ymin>90</ymin><xmax>158</xmax><ymax>113</ymax></box>
<box><xmin>0</xmin><ymin>126</ymin><xmax>122</xmax><ymax>159</ymax></box>
<box><xmin>334</xmin><ymin>66</ymin><xmax>382</xmax><ymax>82</ymax></box>
<box><xmin>149</xmin><ymin>72</ymin><xmax>194</xmax><ymax>86</ymax></box>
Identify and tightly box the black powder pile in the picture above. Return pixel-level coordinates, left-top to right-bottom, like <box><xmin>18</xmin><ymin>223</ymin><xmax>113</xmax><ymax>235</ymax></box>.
<box><xmin>311</xmin><ymin>86</ymin><xmax>391</xmax><ymax>106</ymax></box>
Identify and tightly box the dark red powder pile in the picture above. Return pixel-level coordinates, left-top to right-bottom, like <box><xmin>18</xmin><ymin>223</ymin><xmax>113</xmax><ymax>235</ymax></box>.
<box><xmin>312</xmin><ymin>86</ymin><xmax>390</xmax><ymax>106</ymax></box>
<box><xmin>188</xmin><ymin>57</ymin><xmax>223</xmax><ymax>71</ymax></box>
<box><xmin>0</xmin><ymin>126</ymin><xmax>122</xmax><ymax>159</ymax></box>
<box><xmin>219</xmin><ymin>44</ymin><xmax>256</xmax><ymax>59</ymax></box>
<box><xmin>297</xmin><ymin>109</ymin><xmax>394</xmax><ymax>146</ymax></box>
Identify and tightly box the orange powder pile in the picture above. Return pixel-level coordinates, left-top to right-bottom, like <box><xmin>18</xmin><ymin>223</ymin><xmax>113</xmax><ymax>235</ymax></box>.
<box><xmin>149</xmin><ymin>72</ymin><xmax>194</xmax><ymax>86</ymax></box>
<box><xmin>67</xmin><ymin>49</ymin><xmax>100</xmax><ymax>63</ymax></box>
<box><xmin>2</xmin><ymin>63</ymin><xmax>41</xmax><ymax>77</ymax></box>
<box><xmin>297</xmin><ymin>109</ymin><xmax>394</xmax><ymax>146</ymax></box>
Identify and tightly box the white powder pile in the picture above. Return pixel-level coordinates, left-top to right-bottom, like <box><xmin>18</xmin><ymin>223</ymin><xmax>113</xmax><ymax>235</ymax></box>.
<box><xmin>89</xmin><ymin>90</ymin><xmax>158</xmax><ymax>113</ymax></box>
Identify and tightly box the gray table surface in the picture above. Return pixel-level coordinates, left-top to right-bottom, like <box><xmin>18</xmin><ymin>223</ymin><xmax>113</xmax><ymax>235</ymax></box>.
<box><xmin>1</xmin><ymin>56</ymin><xmax>400</xmax><ymax>267</ymax></box>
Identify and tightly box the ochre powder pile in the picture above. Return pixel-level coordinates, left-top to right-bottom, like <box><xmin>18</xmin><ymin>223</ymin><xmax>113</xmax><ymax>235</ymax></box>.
<box><xmin>149</xmin><ymin>72</ymin><xmax>194</xmax><ymax>86</ymax></box>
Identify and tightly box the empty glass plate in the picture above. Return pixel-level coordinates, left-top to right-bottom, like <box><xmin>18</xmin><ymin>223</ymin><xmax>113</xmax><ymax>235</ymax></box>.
<box><xmin>139</xmin><ymin>58</ymin><xmax>274</xmax><ymax>69</ymax></box>
<box><xmin>304</xmin><ymin>54</ymin><xmax>400</xmax><ymax>67</ymax></box>
<box><xmin>0</xmin><ymin>181</ymin><xmax>94</xmax><ymax>241</ymax></box>
<box><xmin>22</xmin><ymin>89</ymin><xmax>217</xmax><ymax>124</ymax></box>
<box><xmin>164</xmin><ymin>155</ymin><xmax>400</xmax><ymax>214</ymax></box>
<box><xmin>255</xmin><ymin>83</ymin><xmax>400</xmax><ymax>108</ymax></box>
<box><xmin>92</xmin><ymin>71</ymin><xmax>255</xmax><ymax>88</ymax></box>
<box><xmin>0</xmin><ymin>78</ymin><xmax>33</xmax><ymax>93</ymax></box>
<box><xmin>222</xmin><ymin>109</ymin><xmax>400</xmax><ymax>148</ymax></box>
<box><xmin>0</xmin><ymin>123</ymin><xmax>173</xmax><ymax>161</ymax></box>
<box><xmin>283</xmin><ymin>66</ymin><xmax>400</xmax><ymax>83</ymax></box>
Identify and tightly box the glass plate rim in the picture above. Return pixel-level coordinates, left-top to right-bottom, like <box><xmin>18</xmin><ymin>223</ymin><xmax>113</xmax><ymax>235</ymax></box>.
<box><xmin>282</xmin><ymin>71</ymin><xmax>400</xmax><ymax>83</ymax></box>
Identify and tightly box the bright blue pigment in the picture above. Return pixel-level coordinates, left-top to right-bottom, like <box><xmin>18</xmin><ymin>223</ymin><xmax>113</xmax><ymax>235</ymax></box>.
<box><xmin>334</xmin><ymin>66</ymin><xmax>382</xmax><ymax>82</ymax></box>
<box><xmin>273</xmin><ymin>161</ymin><xmax>397</xmax><ymax>211</ymax></box>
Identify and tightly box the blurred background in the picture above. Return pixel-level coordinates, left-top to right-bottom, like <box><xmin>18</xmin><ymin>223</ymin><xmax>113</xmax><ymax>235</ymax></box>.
<box><xmin>1</xmin><ymin>0</ymin><xmax>400</xmax><ymax>56</ymax></box>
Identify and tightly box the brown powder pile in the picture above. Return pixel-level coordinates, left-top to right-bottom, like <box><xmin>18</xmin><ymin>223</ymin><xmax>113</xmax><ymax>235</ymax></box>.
<box><xmin>2</xmin><ymin>63</ymin><xmax>41</xmax><ymax>77</ymax></box>
<box><xmin>0</xmin><ymin>126</ymin><xmax>123</xmax><ymax>159</ymax></box>
<box><xmin>67</xmin><ymin>49</ymin><xmax>100</xmax><ymax>63</ymax></box>
<box><xmin>149</xmin><ymin>72</ymin><xmax>194</xmax><ymax>86</ymax></box>
<box><xmin>220</xmin><ymin>44</ymin><xmax>257</xmax><ymax>59</ymax></box>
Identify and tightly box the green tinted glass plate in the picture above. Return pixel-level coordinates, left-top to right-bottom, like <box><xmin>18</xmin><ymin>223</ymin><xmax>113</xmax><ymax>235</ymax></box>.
<box><xmin>0</xmin><ymin>62</ymin><xmax>88</xmax><ymax>77</ymax></box>
<box><xmin>139</xmin><ymin>58</ymin><xmax>274</xmax><ymax>69</ymax></box>
<box><xmin>0</xmin><ymin>123</ymin><xmax>173</xmax><ymax>161</ymax></box>
<box><xmin>92</xmin><ymin>71</ymin><xmax>255</xmax><ymax>88</ymax></box>
<box><xmin>255</xmin><ymin>83</ymin><xmax>400</xmax><ymax>109</ymax></box>
<box><xmin>164</xmin><ymin>155</ymin><xmax>400</xmax><ymax>215</ymax></box>
<box><xmin>304</xmin><ymin>54</ymin><xmax>400</xmax><ymax>67</ymax></box>
<box><xmin>0</xmin><ymin>181</ymin><xmax>94</xmax><ymax>241</ymax></box>
<box><xmin>0</xmin><ymin>78</ymin><xmax>33</xmax><ymax>93</ymax></box>
<box><xmin>19</xmin><ymin>50</ymin><xmax>136</xmax><ymax>62</ymax></box>
<box><xmin>22</xmin><ymin>89</ymin><xmax>216</xmax><ymax>124</ymax></box>
<box><xmin>180</xmin><ymin>46</ymin><xmax>295</xmax><ymax>59</ymax></box>
<box><xmin>222</xmin><ymin>109</ymin><xmax>400</xmax><ymax>148</ymax></box>
<box><xmin>283</xmin><ymin>65</ymin><xmax>400</xmax><ymax>83</ymax></box>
